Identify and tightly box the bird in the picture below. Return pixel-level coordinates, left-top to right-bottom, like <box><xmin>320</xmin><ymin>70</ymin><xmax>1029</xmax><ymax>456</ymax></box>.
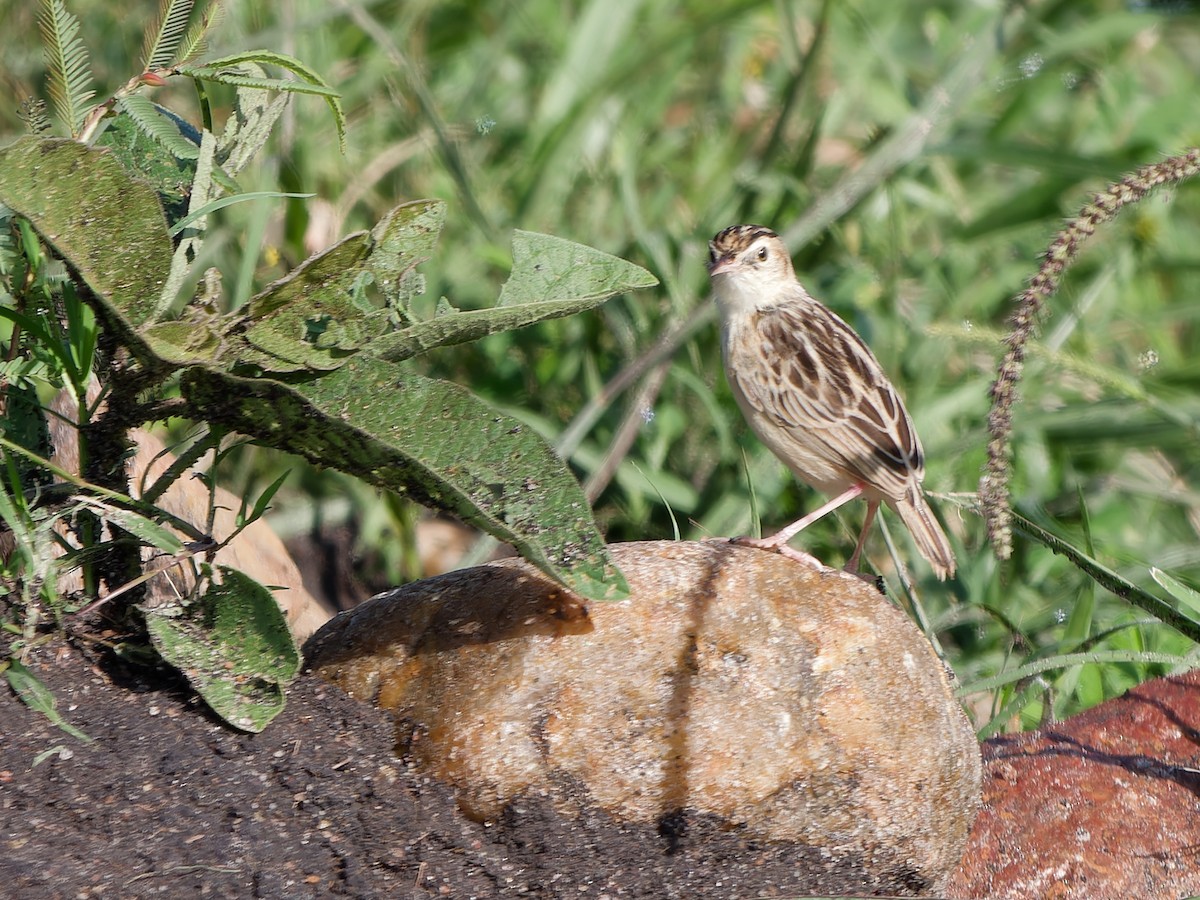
<box><xmin>707</xmin><ymin>224</ymin><xmax>955</xmax><ymax>580</ymax></box>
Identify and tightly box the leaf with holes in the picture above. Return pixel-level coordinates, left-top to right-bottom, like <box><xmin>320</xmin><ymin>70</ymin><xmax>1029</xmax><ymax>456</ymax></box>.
<box><xmin>182</xmin><ymin>359</ymin><xmax>628</xmax><ymax>602</ymax></box>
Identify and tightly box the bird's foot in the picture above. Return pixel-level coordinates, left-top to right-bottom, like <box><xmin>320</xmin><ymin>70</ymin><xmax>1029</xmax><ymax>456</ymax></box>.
<box><xmin>729</xmin><ymin>536</ymin><xmax>832</xmax><ymax>572</ymax></box>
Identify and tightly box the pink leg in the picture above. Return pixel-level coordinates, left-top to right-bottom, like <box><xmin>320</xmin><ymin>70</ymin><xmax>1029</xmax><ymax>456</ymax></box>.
<box><xmin>844</xmin><ymin>499</ymin><xmax>879</xmax><ymax>573</ymax></box>
<box><xmin>733</xmin><ymin>482</ymin><xmax>866</xmax><ymax>570</ymax></box>
<box><xmin>756</xmin><ymin>482</ymin><xmax>865</xmax><ymax>547</ymax></box>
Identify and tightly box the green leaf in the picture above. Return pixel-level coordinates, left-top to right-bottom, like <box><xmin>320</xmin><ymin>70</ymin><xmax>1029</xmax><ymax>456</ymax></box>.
<box><xmin>144</xmin><ymin>566</ymin><xmax>301</xmax><ymax>733</ymax></box>
<box><xmin>141</xmin><ymin>0</ymin><xmax>194</xmax><ymax>70</ymax></box>
<box><xmin>181</xmin><ymin>361</ymin><xmax>629</xmax><ymax>602</ymax></box>
<box><xmin>0</xmin><ymin>137</ymin><xmax>174</xmax><ymax>336</ymax></box>
<box><xmin>97</xmin><ymin>113</ymin><xmax>198</xmax><ymax>226</ymax></box>
<box><xmin>0</xmin><ymin>305</ymin><xmax>75</xmax><ymax>380</ymax></box>
<box><xmin>77</xmin><ymin>498</ymin><xmax>185</xmax><ymax>554</ymax></box>
<box><xmin>115</xmin><ymin>94</ymin><xmax>201</xmax><ymax>161</ymax></box>
<box><xmin>361</xmin><ymin>197</ymin><xmax>445</xmax><ymax>317</ymax></box>
<box><xmin>238</xmin><ymin>232</ymin><xmax>386</xmax><ymax>371</ymax></box>
<box><xmin>62</xmin><ymin>281</ymin><xmax>98</xmax><ymax>387</ymax></box>
<box><xmin>238</xmin><ymin>469</ymin><xmax>290</xmax><ymax>528</ymax></box>
<box><xmin>174</xmin><ymin>0</ymin><xmax>221</xmax><ymax>66</ymax></box>
<box><xmin>237</xmin><ymin>200</ymin><xmax>444</xmax><ymax>372</ymax></box>
<box><xmin>1150</xmin><ymin>568</ymin><xmax>1200</xmax><ymax>619</ymax></box>
<box><xmin>37</xmin><ymin>0</ymin><xmax>95</xmax><ymax>136</ymax></box>
<box><xmin>156</xmin><ymin>127</ymin><xmax>217</xmax><ymax>320</ymax></box>
<box><xmin>218</xmin><ymin>78</ymin><xmax>290</xmax><ymax>176</ymax></box>
<box><xmin>534</xmin><ymin>0</ymin><xmax>646</xmax><ymax>126</ymax></box>
<box><xmin>0</xmin><ymin>378</ymin><xmax>53</xmax><ymax>490</ymax></box>
<box><xmin>497</xmin><ymin>230</ymin><xmax>659</xmax><ymax>306</ymax></box>
<box><xmin>139</xmin><ymin>315</ymin><xmax>227</xmax><ymax>365</ymax></box>
<box><xmin>170</xmin><ymin>191</ymin><xmax>314</xmax><ymax>237</ymax></box>
<box><xmin>178</xmin><ymin>68</ymin><xmax>341</xmax><ymax>98</ymax></box>
<box><xmin>958</xmin><ymin>650</ymin><xmax>1190</xmax><ymax>697</ymax></box>
<box><xmin>374</xmin><ymin>228</ymin><xmax>658</xmax><ymax>362</ymax></box>
<box><xmin>178</xmin><ymin>49</ymin><xmax>345</xmax><ymax>151</ymax></box>
<box><xmin>6</xmin><ymin>658</ymin><xmax>94</xmax><ymax>744</ymax></box>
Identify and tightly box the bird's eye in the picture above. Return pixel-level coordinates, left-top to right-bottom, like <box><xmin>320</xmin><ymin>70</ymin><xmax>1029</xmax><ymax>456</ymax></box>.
<box><xmin>756</xmin><ymin>245</ymin><xmax>769</xmax><ymax>262</ymax></box>
<box><xmin>708</xmin><ymin>245</ymin><xmax>718</xmax><ymax>265</ymax></box>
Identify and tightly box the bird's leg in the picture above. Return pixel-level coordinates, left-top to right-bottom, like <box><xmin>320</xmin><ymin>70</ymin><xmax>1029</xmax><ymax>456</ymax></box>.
<box><xmin>845</xmin><ymin>499</ymin><xmax>879</xmax><ymax>574</ymax></box>
<box><xmin>762</xmin><ymin>482</ymin><xmax>865</xmax><ymax>546</ymax></box>
<box><xmin>734</xmin><ymin>482</ymin><xmax>866</xmax><ymax>570</ymax></box>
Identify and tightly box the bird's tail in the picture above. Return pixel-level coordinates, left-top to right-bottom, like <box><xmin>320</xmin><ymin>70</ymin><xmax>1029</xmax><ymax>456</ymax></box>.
<box><xmin>891</xmin><ymin>491</ymin><xmax>956</xmax><ymax>580</ymax></box>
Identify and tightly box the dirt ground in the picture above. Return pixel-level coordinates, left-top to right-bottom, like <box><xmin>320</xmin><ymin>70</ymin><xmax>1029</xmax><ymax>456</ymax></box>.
<box><xmin>1</xmin><ymin>621</ymin><xmax>936</xmax><ymax>900</ymax></box>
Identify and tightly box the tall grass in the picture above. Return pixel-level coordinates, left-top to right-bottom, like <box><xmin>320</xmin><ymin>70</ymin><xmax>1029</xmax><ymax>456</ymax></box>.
<box><xmin>5</xmin><ymin>0</ymin><xmax>1200</xmax><ymax>731</ymax></box>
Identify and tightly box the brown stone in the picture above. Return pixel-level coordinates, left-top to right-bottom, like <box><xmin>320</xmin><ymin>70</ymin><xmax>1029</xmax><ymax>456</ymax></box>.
<box><xmin>307</xmin><ymin>539</ymin><xmax>980</xmax><ymax>891</ymax></box>
<box><xmin>948</xmin><ymin>670</ymin><xmax>1200</xmax><ymax>899</ymax></box>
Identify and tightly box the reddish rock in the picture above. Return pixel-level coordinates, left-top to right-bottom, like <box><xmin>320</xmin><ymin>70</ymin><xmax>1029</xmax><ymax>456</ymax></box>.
<box><xmin>949</xmin><ymin>670</ymin><xmax>1200</xmax><ymax>899</ymax></box>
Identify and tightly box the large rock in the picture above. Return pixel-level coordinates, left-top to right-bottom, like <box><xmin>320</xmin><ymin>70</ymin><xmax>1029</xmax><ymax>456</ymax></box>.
<box><xmin>308</xmin><ymin>540</ymin><xmax>980</xmax><ymax>893</ymax></box>
<box><xmin>949</xmin><ymin>669</ymin><xmax>1200</xmax><ymax>899</ymax></box>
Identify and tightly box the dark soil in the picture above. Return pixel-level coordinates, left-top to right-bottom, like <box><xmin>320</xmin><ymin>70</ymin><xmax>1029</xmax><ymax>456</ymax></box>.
<box><xmin>2</xmin><ymin>628</ymin><xmax>933</xmax><ymax>899</ymax></box>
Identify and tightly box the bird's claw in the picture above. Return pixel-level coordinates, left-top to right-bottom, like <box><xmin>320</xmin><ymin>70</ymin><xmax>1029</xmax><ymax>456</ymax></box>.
<box><xmin>728</xmin><ymin>536</ymin><xmax>832</xmax><ymax>573</ymax></box>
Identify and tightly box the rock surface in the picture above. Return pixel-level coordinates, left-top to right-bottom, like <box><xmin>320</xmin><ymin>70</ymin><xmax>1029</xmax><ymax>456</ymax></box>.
<box><xmin>949</xmin><ymin>669</ymin><xmax>1200</xmax><ymax>899</ymax></box>
<box><xmin>307</xmin><ymin>539</ymin><xmax>981</xmax><ymax>893</ymax></box>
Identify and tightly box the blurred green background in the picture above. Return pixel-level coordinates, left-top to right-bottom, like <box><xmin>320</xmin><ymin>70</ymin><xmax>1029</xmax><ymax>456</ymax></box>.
<box><xmin>4</xmin><ymin>0</ymin><xmax>1200</xmax><ymax>731</ymax></box>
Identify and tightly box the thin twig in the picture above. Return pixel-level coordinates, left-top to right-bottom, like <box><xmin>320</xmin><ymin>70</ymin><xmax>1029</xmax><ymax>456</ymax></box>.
<box><xmin>583</xmin><ymin>360</ymin><xmax>671</xmax><ymax>503</ymax></box>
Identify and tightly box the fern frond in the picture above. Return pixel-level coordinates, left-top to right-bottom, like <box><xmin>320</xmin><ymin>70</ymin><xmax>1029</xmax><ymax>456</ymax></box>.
<box><xmin>142</xmin><ymin>0</ymin><xmax>196</xmax><ymax>70</ymax></box>
<box><xmin>115</xmin><ymin>95</ymin><xmax>201</xmax><ymax>161</ymax></box>
<box><xmin>38</xmin><ymin>0</ymin><xmax>96</xmax><ymax>136</ymax></box>
<box><xmin>175</xmin><ymin>1</ymin><xmax>223</xmax><ymax>66</ymax></box>
<box><xmin>18</xmin><ymin>97</ymin><xmax>53</xmax><ymax>135</ymax></box>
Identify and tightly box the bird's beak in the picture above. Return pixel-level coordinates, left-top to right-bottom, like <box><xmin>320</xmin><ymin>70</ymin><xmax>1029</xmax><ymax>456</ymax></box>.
<box><xmin>707</xmin><ymin>255</ymin><xmax>735</xmax><ymax>278</ymax></box>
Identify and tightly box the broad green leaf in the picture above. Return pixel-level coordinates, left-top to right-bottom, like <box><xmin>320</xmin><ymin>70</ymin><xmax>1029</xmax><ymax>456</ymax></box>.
<box><xmin>374</xmin><ymin>229</ymin><xmax>658</xmax><ymax>362</ymax></box>
<box><xmin>181</xmin><ymin>360</ymin><xmax>629</xmax><ymax>601</ymax></box>
<box><xmin>6</xmin><ymin>658</ymin><xmax>93</xmax><ymax>743</ymax></box>
<box><xmin>219</xmin><ymin>76</ymin><xmax>290</xmax><ymax>176</ymax></box>
<box><xmin>238</xmin><ymin>231</ymin><xmax>386</xmax><ymax>371</ymax></box>
<box><xmin>373</xmin><ymin>299</ymin><xmax>630</xmax><ymax>362</ymax></box>
<box><xmin>98</xmin><ymin>113</ymin><xmax>198</xmax><ymax>226</ymax></box>
<box><xmin>238</xmin><ymin>200</ymin><xmax>443</xmax><ymax>372</ymax></box>
<box><xmin>0</xmin><ymin>137</ymin><xmax>173</xmax><ymax>333</ymax></box>
<box><xmin>144</xmin><ymin>566</ymin><xmax>301</xmax><ymax>733</ymax></box>
<box><xmin>497</xmin><ymin>230</ymin><xmax>658</xmax><ymax>307</ymax></box>
<box><xmin>363</xmin><ymin>197</ymin><xmax>445</xmax><ymax>317</ymax></box>
<box><xmin>140</xmin><ymin>316</ymin><xmax>228</xmax><ymax>365</ymax></box>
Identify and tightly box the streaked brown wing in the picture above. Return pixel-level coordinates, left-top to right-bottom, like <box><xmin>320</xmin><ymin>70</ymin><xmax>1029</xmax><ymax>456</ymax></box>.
<box><xmin>731</xmin><ymin>298</ymin><xmax>925</xmax><ymax>496</ymax></box>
